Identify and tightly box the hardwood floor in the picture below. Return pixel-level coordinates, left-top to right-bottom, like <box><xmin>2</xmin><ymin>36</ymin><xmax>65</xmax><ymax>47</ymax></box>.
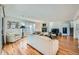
<box><xmin>1</xmin><ymin>37</ymin><xmax>41</xmax><ymax>55</ymax></box>
<box><xmin>57</xmin><ymin>36</ymin><xmax>79</xmax><ymax>55</ymax></box>
<box><xmin>0</xmin><ymin>36</ymin><xmax>79</xmax><ymax>55</ymax></box>
<box><xmin>1</xmin><ymin>38</ymin><xmax>28</xmax><ymax>55</ymax></box>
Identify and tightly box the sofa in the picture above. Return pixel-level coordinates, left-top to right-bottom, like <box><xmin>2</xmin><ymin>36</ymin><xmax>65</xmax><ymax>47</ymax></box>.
<box><xmin>6</xmin><ymin>29</ymin><xmax>22</xmax><ymax>42</ymax></box>
<box><xmin>28</xmin><ymin>34</ymin><xmax>59</xmax><ymax>55</ymax></box>
<box><xmin>7</xmin><ymin>33</ymin><xmax>22</xmax><ymax>42</ymax></box>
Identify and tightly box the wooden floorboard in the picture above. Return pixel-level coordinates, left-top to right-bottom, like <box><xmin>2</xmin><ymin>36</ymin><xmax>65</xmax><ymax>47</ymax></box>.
<box><xmin>0</xmin><ymin>36</ymin><xmax>79</xmax><ymax>55</ymax></box>
<box><xmin>57</xmin><ymin>36</ymin><xmax>79</xmax><ymax>55</ymax></box>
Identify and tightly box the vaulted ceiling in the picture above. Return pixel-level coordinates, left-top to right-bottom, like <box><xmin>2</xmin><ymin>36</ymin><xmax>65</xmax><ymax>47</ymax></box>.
<box><xmin>3</xmin><ymin>4</ymin><xmax>79</xmax><ymax>22</ymax></box>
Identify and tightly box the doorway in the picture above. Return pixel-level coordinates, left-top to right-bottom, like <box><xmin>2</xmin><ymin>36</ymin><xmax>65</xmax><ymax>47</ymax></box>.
<box><xmin>70</xmin><ymin>27</ymin><xmax>74</xmax><ymax>36</ymax></box>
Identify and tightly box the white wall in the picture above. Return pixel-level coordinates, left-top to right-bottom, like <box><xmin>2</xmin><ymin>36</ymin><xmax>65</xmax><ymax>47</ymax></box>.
<box><xmin>0</xmin><ymin>6</ymin><xmax>3</xmax><ymax>17</ymax></box>
<box><xmin>35</xmin><ymin>22</ymin><xmax>42</xmax><ymax>32</ymax></box>
<box><xmin>73</xmin><ymin>18</ymin><xmax>79</xmax><ymax>39</ymax></box>
<box><xmin>0</xmin><ymin>16</ymin><xmax>2</xmax><ymax>50</ymax></box>
<box><xmin>71</xmin><ymin>10</ymin><xmax>79</xmax><ymax>39</ymax></box>
<box><xmin>48</xmin><ymin>22</ymin><xmax>70</xmax><ymax>35</ymax></box>
<box><xmin>0</xmin><ymin>6</ymin><xmax>3</xmax><ymax>50</ymax></box>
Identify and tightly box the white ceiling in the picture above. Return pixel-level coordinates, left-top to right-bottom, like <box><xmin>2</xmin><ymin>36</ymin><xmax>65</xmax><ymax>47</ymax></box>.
<box><xmin>3</xmin><ymin>4</ymin><xmax>79</xmax><ymax>22</ymax></box>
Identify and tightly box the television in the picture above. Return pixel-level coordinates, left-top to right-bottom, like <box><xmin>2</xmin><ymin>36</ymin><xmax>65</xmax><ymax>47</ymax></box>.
<box><xmin>51</xmin><ymin>29</ymin><xmax>59</xmax><ymax>35</ymax></box>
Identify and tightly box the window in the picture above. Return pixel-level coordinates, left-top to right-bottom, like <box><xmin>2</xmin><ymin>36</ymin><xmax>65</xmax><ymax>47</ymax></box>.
<box><xmin>63</xmin><ymin>27</ymin><xmax>67</xmax><ymax>34</ymax></box>
<box><xmin>24</xmin><ymin>22</ymin><xmax>35</xmax><ymax>33</ymax></box>
<box><xmin>42</xmin><ymin>23</ymin><xmax>46</xmax><ymax>27</ymax></box>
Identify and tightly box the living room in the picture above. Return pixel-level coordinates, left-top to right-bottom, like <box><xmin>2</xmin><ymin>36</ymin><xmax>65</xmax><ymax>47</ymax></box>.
<box><xmin>0</xmin><ymin>4</ymin><xmax>79</xmax><ymax>55</ymax></box>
